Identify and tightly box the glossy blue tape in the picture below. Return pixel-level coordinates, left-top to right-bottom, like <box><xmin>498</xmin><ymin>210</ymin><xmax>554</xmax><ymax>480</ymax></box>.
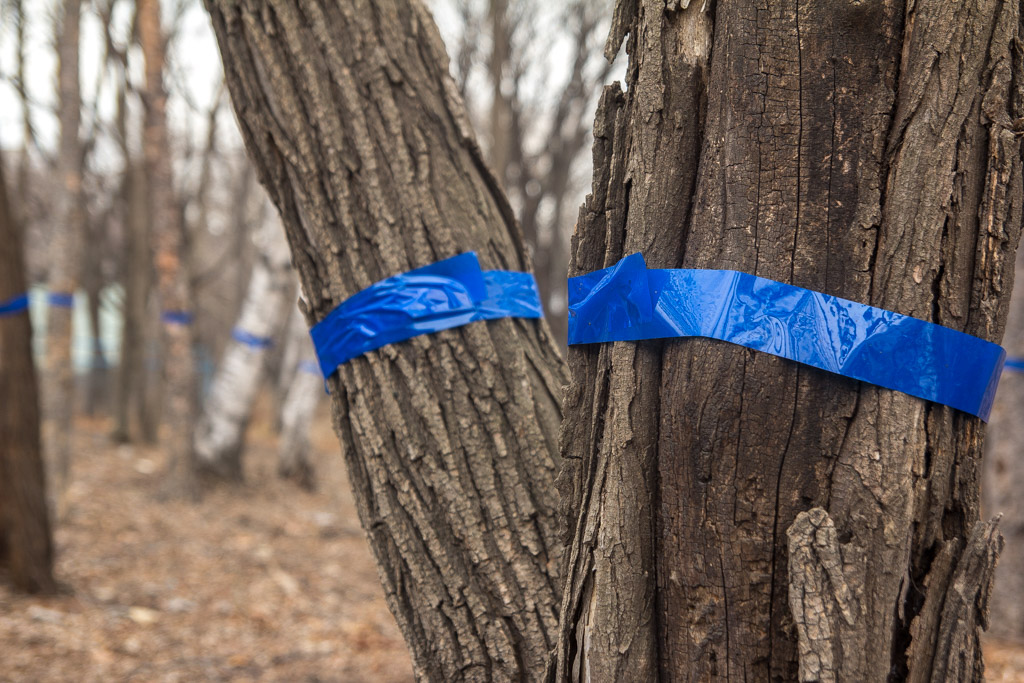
<box><xmin>311</xmin><ymin>252</ymin><xmax>542</xmax><ymax>377</ymax></box>
<box><xmin>162</xmin><ymin>310</ymin><xmax>193</xmax><ymax>325</ymax></box>
<box><xmin>0</xmin><ymin>293</ymin><xmax>29</xmax><ymax>316</ymax></box>
<box><xmin>48</xmin><ymin>292</ymin><xmax>74</xmax><ymax>308</ymax></box>
<box><xmin>568</xmin><ymin>253</ymin><xmax>1005</xmax><ymax>421</ymax></box>
<box><xmin>231</xmin><ymin>327</ymin><xmax>273</xmax><ymax>349</ymax></box>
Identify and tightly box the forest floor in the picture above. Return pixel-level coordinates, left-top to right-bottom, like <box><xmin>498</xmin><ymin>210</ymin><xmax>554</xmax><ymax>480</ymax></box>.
<box><xmin>2</xmin><ymin>399</ymin><xmax>1024</xmax><ymax>681</ymax></box>
<box><xmin>0</xmin><ymin>398</ymin><xmax>413</xmax><ymax>682</ymax></box>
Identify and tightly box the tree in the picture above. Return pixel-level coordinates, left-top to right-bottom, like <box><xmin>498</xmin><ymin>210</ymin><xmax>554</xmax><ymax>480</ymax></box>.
<box><xmin>205</xmin><ymin>0</ymin><xmax>567</xmax><ymax>678</ymax></box>
<box><xmin>276</xmin><ymin>305</ymin><xmax>322</xmax><ymax>491</ymax></box>
<box><xmin>0</xmin><ymin>150</ymin><xmax>56</xmax><ymax>595</ymax></box>
<box><xmin>194</xmin><ymin>218</ymin><xmax>293</xmax><ymax>481</ymax></box>
<box><xmin>138</xmin><ymin>0</ymin><xmax>199</xmax><ymax>498</ymax></box>
<box><xmin>45</xmin><ymin>0</ymin><xmax>84</xmax><ymax>514</ymax></box>
<box><xmin>552</xmin><ymin>1</ymin><xmax>1021</xmax><ymax>680</ymax></box>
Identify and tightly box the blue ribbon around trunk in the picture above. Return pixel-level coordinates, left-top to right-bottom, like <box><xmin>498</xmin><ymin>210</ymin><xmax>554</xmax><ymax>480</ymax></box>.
<box><xmin>311</xmin><ymin>252</ymin><xmax>542</xmax><ymax>378</ymax></box>
<box><xmin>48</xmin><ymin>292</ymin><xmax>74</xmax><ymax>308</ymax></box>
<box><xmin>162</xmin><ymin>311</ymin><xmax>194</xmax><ymax>325</ymax></box>
<box><xmin>231</xmin><ymin>327</ymin><xmax>273</xmax><ymax>349</ymax></box>
<box><xmin>568</xmin><ymin>253</ymin><xmax>1005</xmax><ymax>421</ymax></box>
<box><xmin>0</xmin><ymin>293</ymin><xmax>29</xmax><ymax>316</ymax></box>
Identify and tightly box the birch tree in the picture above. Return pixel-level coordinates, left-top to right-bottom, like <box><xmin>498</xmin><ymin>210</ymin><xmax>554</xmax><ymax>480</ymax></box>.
<box><xmin>276</xmin><ymin>306</ymin><xmax>321</xmax><ymax>491</ymax></box>
<box><xmin>194</xmin><ymin>219</ymin><xmax>293</xmax><ymax>481</ymax></box>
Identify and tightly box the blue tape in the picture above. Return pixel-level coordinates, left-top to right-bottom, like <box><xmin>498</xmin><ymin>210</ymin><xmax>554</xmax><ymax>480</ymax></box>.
<box><xmin>311</xmin><ymin>252</ymin><xmax>542</xmax><ymax>377</ymax></box>
<box><xmin>48</xmin><ymin>292</ymin><xmax>74</xmax><ymax>308</ymax></box>
<box><xmin>0</xmin><ymin>293</ymin><xmax>29</xmax><ymax>316</ymax></box>
<box><xmin>162</xmin><ymin>311</ymin><xmax>193</xmax><ymax>325</ymax></box>
<box><xmin>297</xmin><ymin>359</ymin><xmax>321</xmax><ymax>376</ymax></box>
<box><xmin>568</xmin><ymin>253</ymin><xmax>1005</xmax><ymax>421</ymax></box>
<box><xmin>1004</xmin><ymin>357</ymin><xmax>1024</xmax><ymax>373</ymax></box>
<box><xmin>231</xmin><ymin>327</ymin><xmax>273</xmax><ymax>349</ymax></box>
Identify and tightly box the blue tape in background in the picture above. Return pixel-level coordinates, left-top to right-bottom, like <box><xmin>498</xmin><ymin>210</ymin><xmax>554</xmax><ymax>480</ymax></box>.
<box><xmin>0</xmin><ymin>293</ymin><xmax>29</xmax><ymax>316</ymax></box>
<box><xmin>297</xmin><ymin>359</ymin><xmax>321</xmax><ymax>376</ymax></box>
<box><xmin>48</xmin><ymin>292</ymin><xmax>74</xmax><ymax>308</ymax></box>
<box><xmin>568</xmin><ymin>253</ymin><xmax>1005</xmax><ymax>421</ymax></box>
<box><xmin>232</xmin><ymin>327</ymin><xmax>273</xmax><ymax>349</ymax></box>
<box><xmin>1004</xmin><ymin>358</ymin><xmax>1024</xmax><ymax>373</ymax></box>
<box><xmin>311</xmin><ymin>251</ymin><xmax>542</xmax><ymax>377</ymax></box>
<box><xmin>162</xmin><ymin>311</ymin><xmax>193</xmax><ymax>325</ymax></box>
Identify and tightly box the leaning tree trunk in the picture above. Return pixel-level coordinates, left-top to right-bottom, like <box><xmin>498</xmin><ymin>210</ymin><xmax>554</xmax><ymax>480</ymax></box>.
<box><xmin>138</xmin><ymin>0</ymin><xmax>198</xmax><ymax>498</ymax></box>
<box><xmin>206</xmin><ymin>0</ymin><xmax>567</xmax><ymax>678</ymax></box>
<box><xmin>984</xmin><ymin>242</ymin><xmax>1024</xmax><ymax>640</ymax></box>
<box><xmin>276</xmin><ymin>305</ymin><xmax>321</xmax><ymax>491</ymax></box>
<box><xmin>0</xmin><ymin>149</ymin><xmax>56</xmax><ymax>594</ymax></box>
<box><xmin>194</xmin><ymin>219</ymin><xmax>293</xmax><ymax>481</ymax></box>
<box><xmin>45</xmin><ymin>0</ymin><xmax>83</xmax><ymax>514</ymax></box>
<box><xmin>553</xmin><ymin>1</ymin><xmax>1022</xmax><ymax>681</ymax></box>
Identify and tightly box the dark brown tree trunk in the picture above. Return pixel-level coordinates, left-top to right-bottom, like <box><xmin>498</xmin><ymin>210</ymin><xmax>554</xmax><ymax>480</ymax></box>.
<box><xmin>0</xmin><ymin>151</ymin><xmax>56</xmax><ymax>595</ymax></box>
<box><xmin>46</xmin><ymin>0</ymin><xmax>83</xmax><ymax>516</ymax></box>
<box><xmin>207</xmin><ymin>1</ymin><xmax>567</xmax><ymax>679</ymax></box>
<box><xmin>554</xmin><ymin>1</ymin><xmax>1022</xmax><ymax>681</ymax></box>
<box><xmin>138</xmin><ymin>0</ymin><xmax>198</xmax><ymax>498</ymax></box>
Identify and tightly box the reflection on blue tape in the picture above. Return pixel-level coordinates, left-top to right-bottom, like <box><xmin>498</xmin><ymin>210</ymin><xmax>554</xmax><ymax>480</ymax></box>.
<box><xmin>0</xmin><ymin>293</ymin><xmax>29</xmax><ymax>316</ymax></box>
<box><xmin>232</xmin><ymin>328</ymin><xmax>273</xmax><ymax>349</ymax></box>
<box><xmin>162</xmin><ymin>311</ymin><xmax>193</xmax><ymax>325</ymax></box>
<box><xmin>48</xmin><ymin>292</ymin><xmax>74</xmax><ymax>308</ymax></box>
<box><xmin>297</xmin><ymin>359</ymin><xmax>321</xmax><ymax>376</ymax></box>
<box><xmin>311</xmin><ymin>252</ymin><xmax>542</xmax><ymax>377</ymax></box>
<box><xmin>568</xmin><ymin>253</ymin><xmax>1005</xmax><ymax>421</ymax></box>
<box><xmin>1004</xmin><ymin>358</ymin><xmax>1024</xmax><ymax>373</ymax></box>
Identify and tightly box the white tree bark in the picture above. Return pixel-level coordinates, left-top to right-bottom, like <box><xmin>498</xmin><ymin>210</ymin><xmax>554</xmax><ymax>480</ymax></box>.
<box><xmin>193</xmin><ymin>221</ymin><xmax>293</xmax><ymax>480</ymax></box>
<box><xmin>276</xmin><ymin>306</ymin><xmax>321</xmax><ymax>490</ymax></box>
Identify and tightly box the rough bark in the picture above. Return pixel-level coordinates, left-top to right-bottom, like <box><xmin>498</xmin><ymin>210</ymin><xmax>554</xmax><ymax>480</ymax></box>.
<box><xmin>276</xmin><ymin>307</ymin><xmax>321</xmax><ymax>491</ymax></box>
<box><xmin>555</xmin><ymin>0</ymin><xmax>1023</xmax><ymax>681</ymax></box>
<box><xmin>45</xmin><ymin>0</ymin><xmax>83</xmax><ymax>514</ymax></box>
<box><xmin>138</xmin><ymin>0</ymin><xmax>198</xmax><ymax>498</ymax></box>
<box><xmin>983</xmin><ymin>244</ymin><xmax>1024</xmax><ymax>639</ymax></box>
<box><xmin>206</xmin><ymin>1</ymin><xmax>567</xmax><ymax>679</ymax></box>
<box><xmin>194</xmin><ymin>219</ymin><xmax>293</xmax><ymax>481</ymax></box>
<box><xmin>0</xmin><ymin>150</ymin><xmax>56</xmax><ymax>594</ymax></box>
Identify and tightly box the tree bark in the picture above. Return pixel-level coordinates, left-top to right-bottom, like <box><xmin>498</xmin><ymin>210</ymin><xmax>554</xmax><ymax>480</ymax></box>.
<box><xmin>206</xmin><ymin>1</ymin><xmax>567</xmax><ymax>679</ymax></box>
<box><xmin>194</xmin><ymin>219</ymin><xmax>293</xmax><ymax>481</ymax></box>
<box><xmin>0</xmin><ymin>150</ymin><xmax>56</xmax><ymax>594</ymax></box>
<box><xmin>276</xmin><ymin>306</ymin><xmax>321</xmax><ymax>491</ymax></box>
<box><xmin>45</xmin><ymin>0</ymin><xmax>83</xmax><ymax>514</ymax></box>
<box><xmin>554</xmin><ymin>1</ymin><xmax>1022</xmax><ymax>681</ymax></box>
<box><xmin>984</xmin><ymin>241</ymin><xmax>1024</xmax><ymax>639</ymax></box>
<box><xmin>138</xmin><ymin>0</ymin><xmax>199</xmax><ymax>498</ymax></box>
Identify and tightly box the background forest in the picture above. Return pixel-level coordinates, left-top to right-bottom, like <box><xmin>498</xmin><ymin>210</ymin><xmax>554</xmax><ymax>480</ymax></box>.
<box><xmin>1</xmin><ymin>0</ymin><xmax>1024</xmax><ymax>680</ymax></box>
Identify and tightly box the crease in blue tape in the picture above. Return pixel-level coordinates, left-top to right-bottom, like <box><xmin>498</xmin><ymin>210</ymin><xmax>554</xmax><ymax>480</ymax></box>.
<box><xmin>0</xmin><ymin>293</ymin><xmax>29</xmax><ymax>316</ymax></box>
<box><xmin>232</xmin><ymin>327</ymin><xmax>273</xmax><ymax>349</ymax></box>
<box><xmin>48</xmin><ymin>292</ymin><xmax>74</xmax><ymax>308</ymax></box>
<box><xmin>568</xmin><ymin>253</ymin><xmax>1006</xmax><ymax>421</ymax></box>
<box><xmin>162</xmin><ymin>311</ymin><xmax>193</xmax><ymax>325</ymax></box>
<box><xmin>311</xmin><ymin>251</ymin><xmax>542</xmax><ymax>378</ymax></box>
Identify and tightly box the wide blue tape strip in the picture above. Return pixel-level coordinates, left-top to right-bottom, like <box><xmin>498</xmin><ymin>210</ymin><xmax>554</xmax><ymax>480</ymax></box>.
<box><xmin>311</xmin><ymin>251</ymin><xmax>542</xmax><ymax>377</ymax></box>
<box><xmin>568</xmin><ymin>253</ymin><xmax>1006</xmax><ymax>421</ymax></box>
<box><xmin>48</xmin><ymin>292</ymin><xmax>74</xmax><ymax>308</ymax></box>
<box><xmin>232</xmin><ymin>327</ymin><xmax>273</xmax><ymax>349</ymax></box>
<box><xmin>0</xmin><ymin>293</ymin><xmax>29</xmax><ymax>316</ymax></box>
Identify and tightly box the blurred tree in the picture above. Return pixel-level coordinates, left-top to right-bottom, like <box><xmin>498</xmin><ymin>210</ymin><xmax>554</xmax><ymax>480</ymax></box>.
<box><xmin>45</xmin><ymin>0</ymin><xmax>84</xmax><ymax>516</ymax></box>
<box><xmin>553</xmin><ymin>2</ymin><xmax>1021</xmax><ymax>680</ymax></box>
<box><xmin>437</xmin><ymin>0</ymin><xmax>614</xmax><ymax>344</ymax></box>
<box><xmin>276</xmin><ymin>306</ymin><xmax>322</xmax><ymax>491</ymax></box>
<box><xmin>0</xmin><ymin>150</ymin><xmax>56</xmax><ymax>595</ymax></box>
<box><xmin>205</xmin><ymin>0</ymin><xmax>567</xmax><ymax>677</ymax></box>
<box><xmin>193</xmin><ymin>219</ymin><xmax>292</xmax><ymax>482</ymax></box>
<box><xmin>138</xmin><ymin>0</ymin><xmax>199</xmax><ymax>499</ymax></box>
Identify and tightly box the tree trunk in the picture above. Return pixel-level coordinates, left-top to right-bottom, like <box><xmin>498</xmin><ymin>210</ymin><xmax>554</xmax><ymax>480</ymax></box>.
<box><xmin>0</xmin><ymin>150</ymin><xmax>56</xmax><ymax>594</ymax></box>
<box><xmin>206</xmin><ymin>0</ymin><xmax>567</xmax><ymax>678</ymax></box>
<box><xmin>554</xmin><ymin>1</ymin><xmax>1022</xmax><ymax>681</ymax></box>
<box><xmin>45</xmin><ymin>0</ymin><xmax>83</xmax><ymax>514</ymax></box>
<box><xmin>138</xmin><ymin>0</ymin><xmax>198</xmax><ymax>498</ymax></box>
<box><xmin>984</xmin><ymin>243</ymin><xmax>1024</xmax><ymax>640</ymax></box>
<box><xmin>276</xmin><ymin>306</ymin><xmax>321</xmax><ymax>491</ymax></box>
<box><xmin>194</xmin><ymin>219</ymin><xmax>293</xmax><ymax>481</ymax></box>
